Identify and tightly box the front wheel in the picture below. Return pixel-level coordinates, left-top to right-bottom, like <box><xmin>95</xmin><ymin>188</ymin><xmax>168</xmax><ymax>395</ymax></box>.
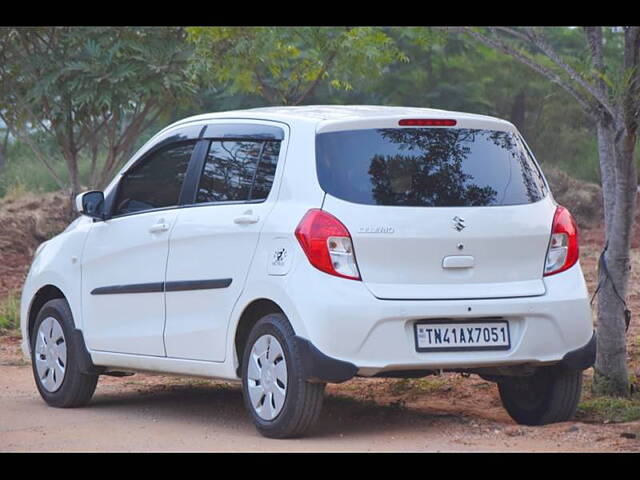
<box><xmin>31</xmin><ymin>298</ymin><xmax>99</xmax><ymax>408</ymax></box>
<box><xmin>241</xmin><ymin>313</ymin><xmax>325</xmax><ymax>438</ymax></box>
<box><xmin>497</xmin><ymin>365</ymin><xmax>583</xmax><ymax>425</ymax></box>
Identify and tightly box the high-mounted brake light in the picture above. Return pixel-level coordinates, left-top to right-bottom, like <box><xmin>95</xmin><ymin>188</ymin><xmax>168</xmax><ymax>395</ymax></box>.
<box><xmin>294</xmin><ymin>209</ymin><xmax>361</xmax><ymax>281</ymax></box>
<box><xmin>399</xmin><ymin>119</ymin><xmax>457</xmax><ymax>127</ymax></box>
<box><xmin>544</xmin><ymin>205</ymin><xmax>579</xmax><ymax>276</ymax></box>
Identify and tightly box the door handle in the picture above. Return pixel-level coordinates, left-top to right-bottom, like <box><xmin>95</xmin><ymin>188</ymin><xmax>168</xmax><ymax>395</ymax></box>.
<box><xmin>234</xmin><ymin>214</ymin><xmax>260</xmax><ymax>225</ymax></box>
<box><xmin>149</xmin><ymin>221</ymin><xmax>170</xmax><ymax>233</ymax></box>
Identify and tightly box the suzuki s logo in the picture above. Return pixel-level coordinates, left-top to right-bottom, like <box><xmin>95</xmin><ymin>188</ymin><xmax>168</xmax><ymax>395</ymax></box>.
<box><xmin>452</xmin><ymin>216</ymin><xmax>466</xmax><ymax>232</ymax></box>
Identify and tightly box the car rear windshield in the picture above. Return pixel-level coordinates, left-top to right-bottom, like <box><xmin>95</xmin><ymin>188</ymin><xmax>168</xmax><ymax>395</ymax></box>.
<box><xmin>316</xmin><ymin>128</ymin><xmax>548</xmax><ymax>207</ymax></box>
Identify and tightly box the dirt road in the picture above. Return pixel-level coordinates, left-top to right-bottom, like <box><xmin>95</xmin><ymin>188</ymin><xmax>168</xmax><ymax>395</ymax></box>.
<box><xmin>1</xmin><ymin>337</ymin><xmax>639</xmax><ymax>452</ymax></box>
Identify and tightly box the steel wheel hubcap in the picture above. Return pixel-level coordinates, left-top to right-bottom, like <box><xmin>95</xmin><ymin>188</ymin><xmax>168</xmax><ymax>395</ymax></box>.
<box><xmin>34</xmin><ymin>317</ymin><xmax>67</xmax><ymax>392</ymax></box>
<box><xmin>247</xmin><ymin>334</ymin><xmax>288</xmax><ymax>420</ymax></box>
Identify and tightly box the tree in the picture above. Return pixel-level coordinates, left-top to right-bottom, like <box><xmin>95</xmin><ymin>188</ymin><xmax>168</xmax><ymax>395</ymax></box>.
<box><xmin>304</xmin><ymin>28</ymin><xmax>597</xmax><ymax>182</ymax></box>
<box><xmin>449</xmin><ymin>26</ymin><xmax>639</xmax><ymax>396</ymax></box>
<box><xmin>0</xmin><ymin>122</ymin><xmax>8</xmax><ymax>176</ymax></box>
<box><xmin>186</xmin><ymin>27</ymin><xmax>406</xmax><ymax>105</ymax></box>
<box><xmin>0</xmin><ymin>27</ymin><xmax>194</xmax><ymax>203</ymax></box>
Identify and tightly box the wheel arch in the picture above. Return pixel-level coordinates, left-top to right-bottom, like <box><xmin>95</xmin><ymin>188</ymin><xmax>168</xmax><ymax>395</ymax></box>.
<box><xmin>27</xmin><ymin>284</ymin><xmax>67</xmax><ymax>345</ymax></box>
<box><xmin>233</xmin><ymin>298</ymin><xmax>284</xmax><ymax>377</ymax></box>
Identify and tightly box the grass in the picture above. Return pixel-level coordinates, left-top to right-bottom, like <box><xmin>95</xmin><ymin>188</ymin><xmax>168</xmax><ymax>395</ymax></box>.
<box><xmin>575</xmin><ymin>374</ymin><xmax>640</xmax><ymax>423</ymax></box>
<box><xmin>0</xmin><ymin>140</ymin><xmax>64</xmax><ymax>198</ymax></box>
<box><xmin>0</xmin><ymin>290</ymin><xmax>20</xmax><ymax>334</ymax></box>
<box><xmin>0</xmin><ymin>180</ymin><xmax>30</xmax><ymax>204</ymax></box>
<box><xmin>577</xmin><ymin>395</ymin><xmax>640</xmax><ymax>423</ymax></box>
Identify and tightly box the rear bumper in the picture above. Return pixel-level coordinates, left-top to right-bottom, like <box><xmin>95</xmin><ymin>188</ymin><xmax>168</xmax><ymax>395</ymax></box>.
<box><xmin>297</xmin><ymin>329</ymin><xmax>596</xmax><ymax>383</ymax></box>
<box><xmin>287</xmin><ymin>261</ymin><xmax>594</xmax><ymax>377</ymax></box>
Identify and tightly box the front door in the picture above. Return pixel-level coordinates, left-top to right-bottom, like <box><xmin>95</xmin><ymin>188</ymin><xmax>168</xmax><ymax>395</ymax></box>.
<box><xmin>81</xmin><ymin>140</ymin><xmax>197</xmax><ymax>356</ymax></box>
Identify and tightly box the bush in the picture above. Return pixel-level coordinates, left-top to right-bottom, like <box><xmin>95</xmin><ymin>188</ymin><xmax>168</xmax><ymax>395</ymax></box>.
<box><xmin>0</xmin><ymin>290</ymin><xmax>20</xmax><ymax>333</ymax></box>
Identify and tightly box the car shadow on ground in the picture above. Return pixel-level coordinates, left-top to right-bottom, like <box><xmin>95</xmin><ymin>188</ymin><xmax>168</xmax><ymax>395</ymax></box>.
<box><xmin>87</xmin><ymin>379</ymin><xmax>473</xmax><ymax>438</ymax></box>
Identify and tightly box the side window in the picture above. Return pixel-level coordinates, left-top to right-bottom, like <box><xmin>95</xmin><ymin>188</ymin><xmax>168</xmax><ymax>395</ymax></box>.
<box><xmin>114</xmin><ymin>141</ymin><xmax>195</xmax><ymax>216</ymax></box>
<box><xmin>196</xmin><ymin>139</ymin><xmax>281</xmax><ymax>204</ymax></box>
<box><xmin>250</xmin><ymin>141</ymin><xmax>281</xmax><ymax>201</ymax></box>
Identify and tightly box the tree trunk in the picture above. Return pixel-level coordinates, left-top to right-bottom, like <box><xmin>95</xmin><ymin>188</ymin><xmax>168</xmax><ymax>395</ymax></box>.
<box><xmin>509</xmin><ymin>89</ymin><xmax>526</xmax><ymax>133</ymax></box>
<box><xmin>595</xmin><ymin>118</ymin><xmax>617</xmax><ymax>233</ymax></box>
<box><xmin>66</xmin><ymin>153</ymin><xmax>81</xmax><ymax>219</ymax></box>
<box><xmin>593</xmin><ymin>124</ymin><xmax>638</xmax><ymax>396</ymax></box>
<box><xmin>0</xmin><ymin>129</ymin><xmax>9</xmax><ymax>175</ymax></box>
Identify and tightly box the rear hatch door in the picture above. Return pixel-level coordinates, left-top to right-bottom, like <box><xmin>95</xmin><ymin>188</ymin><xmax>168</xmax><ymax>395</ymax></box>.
<box><xmin>316</xmin><ymin>124</ymin><xmax>554</xmax><ymax>300</ymax></box>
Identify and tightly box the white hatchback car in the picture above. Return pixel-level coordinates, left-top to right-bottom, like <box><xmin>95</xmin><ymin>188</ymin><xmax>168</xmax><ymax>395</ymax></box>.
<box><xmin>21</xmin><ymin>105</ymin><xmax>595</xmax><ymax>438</ymax></box>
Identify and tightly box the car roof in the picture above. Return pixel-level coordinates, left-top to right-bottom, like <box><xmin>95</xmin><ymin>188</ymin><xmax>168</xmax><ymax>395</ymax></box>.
<box><xmin>162</xmin><ymin>105</ymin><xmax>514</xmax><ymax>134</ymax></box>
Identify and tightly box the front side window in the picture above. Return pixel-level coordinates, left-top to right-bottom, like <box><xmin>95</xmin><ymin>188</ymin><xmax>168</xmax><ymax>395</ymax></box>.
<box><xmin>196</xmin><ymin>140</ymin><xmax>281</xmax><ymax>203</ymax></box>
<box><xmin>114</xmin><ymin>141</ymin><xmax>195</xmax><ymax>216</ymax></box>
<box><xmin>316</xmin><ymin>128</ymin><xmax>547</xmax><ymax>207</ymax></box>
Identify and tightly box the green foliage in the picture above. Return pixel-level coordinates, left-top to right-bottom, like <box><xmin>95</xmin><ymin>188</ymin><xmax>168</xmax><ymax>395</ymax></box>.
<box><xmin>306</xmin><ymin>27</ymin><xmax>602</xmax><ymax>183</ymax></box>
<box><xmin>0</xmin><ymin>290</ymin><xmax>20</xmax><ymax>333</ymax></box>
<box><xmin>0</xmin><ymin>26</ymin><xmax>628</xmax><ymax>200</ymax></box>
<box><xmin>0</xmin><ymin>133</ymin><xmax>66</xmax><ymax>196</ymax></box>
<box><xmin>186</xmin><ymin>27</ymin><xmax>406</xmax><ymax>105</ymax></box>
<box><xmin>1</xmin><ymin>27</ymin><xmax>193</xmax><ymax>124</ymax></box>
<box><xmin>0</xmin><ymin>27</ymin><xmax>195</xmax><ymax>193</ymax></box>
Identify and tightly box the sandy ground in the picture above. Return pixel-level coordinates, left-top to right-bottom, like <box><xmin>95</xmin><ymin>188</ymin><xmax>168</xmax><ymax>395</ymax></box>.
<box><xmin>1</xmin><ymin>337</ymin><xmax>639</xmax><ymax>452</ymax></box>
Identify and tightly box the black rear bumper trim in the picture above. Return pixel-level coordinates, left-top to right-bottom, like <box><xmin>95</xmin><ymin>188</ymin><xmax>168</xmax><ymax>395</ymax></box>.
<box><xmin>293</xmin><ymin>336</ymin><xmax>358</xmax><ymax>383</ymax></box>
<box><xmin>560</xmin><ymin>330</ymin><xmax>597</xmax><ymax>371</ymax></box>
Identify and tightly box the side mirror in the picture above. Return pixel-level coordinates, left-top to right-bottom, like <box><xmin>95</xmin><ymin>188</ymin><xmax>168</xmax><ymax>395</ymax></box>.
<box><xmin>75</xmin><ymin>191</ymin><xmax>105</xmax><ymax>220</ymax></box>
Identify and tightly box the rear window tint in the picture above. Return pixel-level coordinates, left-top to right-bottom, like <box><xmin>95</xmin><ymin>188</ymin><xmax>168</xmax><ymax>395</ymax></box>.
<box><xmin>197</xmin><ymin>140</ymin><xmax>262</xmax><ymax>203</ymax></box>
<box><xmin>316</xmin><ymin>128</ymin><xmax>547</xmax><ymax>207</ymax></box>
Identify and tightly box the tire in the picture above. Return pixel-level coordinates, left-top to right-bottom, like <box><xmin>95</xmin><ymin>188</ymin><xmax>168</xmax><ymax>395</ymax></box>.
<box><xmin>30</xmin><ymin>298</ymin><xmax>99</xmax><ymax>408</ymax></box>
<box><xmin>241</xmin><ymin>313</ymin><xmax>325</xmax><ymax>438</ymax></box>
<box><xmin>497</xmin><ymin>365</ymin><xmax>583</xmax><ymax>425</ymax></box>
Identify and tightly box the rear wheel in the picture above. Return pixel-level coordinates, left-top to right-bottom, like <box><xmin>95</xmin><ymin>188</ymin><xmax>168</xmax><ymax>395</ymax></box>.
<box><xmin>497</xmin><ymin>365</ymin><xmax>583</xmax><ymax>425</ymax></box>
<box><xmin>31</xmin><ymin>298</ymin><xmax>98</xmax><ymax>408</ymax></box>
<box><xmin>241</xmin><ymin>313</ymin><xmax>325</xmax><ymax>438</ymax></box>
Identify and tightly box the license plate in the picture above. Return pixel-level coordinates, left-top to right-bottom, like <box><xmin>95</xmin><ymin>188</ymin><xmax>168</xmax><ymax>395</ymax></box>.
<box><xmin>414</xmin><ymin>319</ymin><xmax>511</xmax><ymax>352</ymax></box>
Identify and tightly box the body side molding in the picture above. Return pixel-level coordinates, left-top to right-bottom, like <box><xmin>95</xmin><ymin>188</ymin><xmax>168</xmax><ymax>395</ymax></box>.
<box><xmin>91</xmin><ymin>278</ymin><xmax>232</xmax><ymax>295</ymax></box>
<box><xmin>165</xmin><ymin>278</ymin><xmax>232</xmax><ymax>292</ymax></box>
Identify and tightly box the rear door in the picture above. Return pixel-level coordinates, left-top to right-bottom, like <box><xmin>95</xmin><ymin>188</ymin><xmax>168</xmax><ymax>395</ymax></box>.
<box><xmin>163</xmin><ymin>123</ymin><xmax>286</xmax><ymax>362</ymax></box>
<box><xmin>317</xmin><ymin>125</ymin><xmax>554</xmax><ymax>300</ymax></box>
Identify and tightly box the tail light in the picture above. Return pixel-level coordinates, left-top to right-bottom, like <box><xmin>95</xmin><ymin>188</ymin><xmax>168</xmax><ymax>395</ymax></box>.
<box><xmin>544</xmin><ymin>206</ymin><xmax>579</xmax><ymax>276</ymax></box>
<box><xmin>294</xmin><ymin>209</ymin><xmax>361</xmax><ymax>280</ymax></box>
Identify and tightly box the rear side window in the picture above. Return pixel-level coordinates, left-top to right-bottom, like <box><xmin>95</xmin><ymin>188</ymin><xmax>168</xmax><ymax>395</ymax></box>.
<box><xmin>114</xmin><ymin>141</ymin><xmax>195</xmax><ymax>216</ymax></box>
<box><xmin>316</xmin><ymin>128</ymin><xmax>547</xmax><ymax>207</ymax></box>
<box><xmin>196</xmin><ymin>140</ymin><xmax>281</xmax><ymax>203</ymax></box>
<box><xmin>250</xmin><ymin>141</ymin><xmax>281</xmax><ymax>200</ymax></box>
